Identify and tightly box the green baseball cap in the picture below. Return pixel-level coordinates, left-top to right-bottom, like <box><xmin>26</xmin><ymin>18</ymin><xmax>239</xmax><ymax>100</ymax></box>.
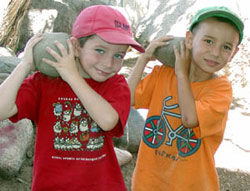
<box><xmin>189</xmin><ymin>6</ymin><xmax>244</xmax><ymax>44</ymax></box>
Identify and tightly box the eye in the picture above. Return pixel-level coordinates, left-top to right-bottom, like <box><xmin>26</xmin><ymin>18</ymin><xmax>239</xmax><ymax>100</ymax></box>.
<box><xmin>223</xmin><ymin>45</ymin><xmax>232</xmax><ymax>51</ymax></box>
<box><xmin>204</xmin><ymin>39</ymin><xmax>213</xmax><ymax>45</ymax></box>
<box><xmin>114</xmin><ymin>53</ymin><xmax>125</xmax><ymax>59</ymax></box>
<box><xmin>95</xmin><ymin>48</ymin><xmax>104</xmax><ymax>54</ymax></box>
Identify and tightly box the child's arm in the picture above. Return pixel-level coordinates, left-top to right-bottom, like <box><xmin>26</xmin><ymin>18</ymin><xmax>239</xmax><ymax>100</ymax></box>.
<box><xmin>67</xmin><ymin>74</ymin><xmax>119</xmax><ymax>132</ymax></box>
<box><xmin>174</xmin><ymin>41</ymin><xmax>198</xmax><ymax>128</ymax></box>
<box><xmin>127</xmin><ymin>36</ymin><xmax>173</xmax><ymax>105</ymax></box>
<box><xmin>42</xmin><ymin>39</ymin><xmax>121</xmax><ymax>131</ymax></box>
<box><xmin>0</xmin><ymin>34</ymin><xmax>43</xmax><ymax>121</ymax></box>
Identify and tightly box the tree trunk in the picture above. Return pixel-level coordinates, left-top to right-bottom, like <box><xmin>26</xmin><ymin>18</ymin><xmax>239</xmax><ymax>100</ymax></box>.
<box><xmin>0</xmin><ymin>0</ymin><xmax>31</xmax><ymax>53</ymax></box>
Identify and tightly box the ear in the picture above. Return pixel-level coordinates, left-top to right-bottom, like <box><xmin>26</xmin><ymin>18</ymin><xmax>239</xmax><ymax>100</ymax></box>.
<box><xmin>228</xmin><ymin>46</ymin><xmax>239</xmax><ymax>62</ymax></box>
<box><xmin>185</xmin><ymin>31</ymin><xmax>194</xmax><ymax>49</ymax></box>
<box><xmin>70</xmin><ymin>37</ymin><xmax>81</xmax><ymax>57</ymax></box>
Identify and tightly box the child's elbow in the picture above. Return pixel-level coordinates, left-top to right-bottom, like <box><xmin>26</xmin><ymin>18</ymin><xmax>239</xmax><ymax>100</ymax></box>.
<box><xmin>100</xmin><ymin>115</ymin><xmax>119</xmax><ymax>132</ymax></box>
<box><xmin>181</xmin><ymin>116</ymin><xmax>198</xmax><ymax>128</ymax></box>
<box><xmin>101</xmin><ymin>122</ymin><xmax>116</xmax><ymax>131</ymax></box>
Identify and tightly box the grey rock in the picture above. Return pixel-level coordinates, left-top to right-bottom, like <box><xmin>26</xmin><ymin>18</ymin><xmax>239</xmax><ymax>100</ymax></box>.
<box><xmin>136</xmin><ymin>0</ymin><xmax>196</xmax><ymax>46</ymax></box>
<box><xmin>0</xmin><ymin>119</ymin><xmax>34</xmax><ymax>178</ymax></box>
<box><xmin>0</xmin><ymin>56</ymin><xmax>20</xmax><ymax>84</ymax></box>
<box><xmin>0</xmin><ymin>47</ymin><xmax>15</xmax><ymax>57</ymax></box>
<box><xmin>33</xmin><ymin>32</ymin><xmax>70</xmax><ymax>77</ymax></box>
<box><xmin>0</xmin><ymin>57</ymin><xmax>20</xmax><ymax>73</ymax></box>
<box><xmin>18</xmin><ymin>0</ymin><xmax>104</xmax><ymax>52</ymax></box>
<box><xmin>0</xmin><ymin>73</ymin><xmax>9</xmax><ymax>85</ymax></box>
<box><xmin>114</xmin><ymin>107</ymin><xmax>145</xmax><ymax>153</ymax></box>
<box><xmin>115</xmin><ymin>147</ymin><xmax>132</xmax><ymax>166</ymax></box>
<box><xmin>154</xmin><ymin>37</ymin><xmax>185</xmax><ymax>67</ymax></box>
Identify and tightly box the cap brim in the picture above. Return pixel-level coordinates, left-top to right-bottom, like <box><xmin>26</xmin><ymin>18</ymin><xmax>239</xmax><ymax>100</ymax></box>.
<box><xmin>97</xmin><ymin>31</ymin><xmax>145</xmax><ymax>53</ymax></box>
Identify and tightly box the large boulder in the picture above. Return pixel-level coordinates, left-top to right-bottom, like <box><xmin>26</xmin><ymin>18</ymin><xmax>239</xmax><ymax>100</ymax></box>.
<box><xmin>17</xmin><ymin>0</ymin><xmax>104</xmax><ymax>52</ymax></box>
<box><xmin>0</xmin><ymin>56</ymin><xmax>20</xmax><ymax>84</ymax></box>
<box><xmin>0</xmin><ymin>119</ymin><xmax>34</xmax><ymax>178</ymax></box>
<box><xmin>17</xmin><ymin>0</ymin><xmax>148</xmax><ymax>53</ymax></box>
<box><xmin>135</xmin><ymin>0</ymin><xmax>197</xmax><ymax>46</ymax></box>
<box><xmin>0</xmin><ymin>47</ymin><xmax>15</xmax><ymax>57</ymax></box>
<box><xmin>114</xmin><ymin>107</ymin><xmax>145</xmax><ymax>153</ymax></box>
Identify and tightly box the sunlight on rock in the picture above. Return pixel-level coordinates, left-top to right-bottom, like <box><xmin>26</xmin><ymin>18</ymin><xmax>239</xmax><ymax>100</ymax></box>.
<box><xmin>54</xmin><ymin>0</ymin><xmax>70</xmax><ymax>7</ymax></box>
<box><xmin>28</xmin><ymin>9</ymin><xmax>58</xmax><ymax>34</ymax></box>
<box><xmin>0</xmin><ymin>0</ymin><xmax>9</xmax><ymax>26</ymax></box>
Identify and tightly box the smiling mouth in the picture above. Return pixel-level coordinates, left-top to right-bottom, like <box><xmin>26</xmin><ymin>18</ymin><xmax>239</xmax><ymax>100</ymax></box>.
<box><xmin>95</xmin><ymin>68</ymin><xmax>111</xmax><ymax>76</ymax></box>
<box><xmin>205</xmin><ymin>59</ymin><xmax>219</xmax><ymax>67</ymax></box>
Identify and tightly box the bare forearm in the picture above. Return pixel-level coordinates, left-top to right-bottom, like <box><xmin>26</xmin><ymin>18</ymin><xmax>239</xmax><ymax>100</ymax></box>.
<box><xmin>67</xmin><ymin>75</ymin><xmax>119</xmax><ymax>131</ymax></box>
<box><xmin>127</xmin><ymin>55</ymin><xmax>148</xmax><ymax>105</ymax></box>
<box><xmin>0</xmin><ymin>62</ymin><xmax>31</xmax><ymax>120</ymax></box>
<box><xmin>177</xmin><ymin>75</ymin><xmax>198</xmax><ymax>128</ymax></box>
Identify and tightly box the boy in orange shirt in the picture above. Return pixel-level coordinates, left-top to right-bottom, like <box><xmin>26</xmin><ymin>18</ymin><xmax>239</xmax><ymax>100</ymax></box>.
<box><xmin>128</xmin><ymin>6</ymin><xmax>244</xmax><ymax>191</ymax></box>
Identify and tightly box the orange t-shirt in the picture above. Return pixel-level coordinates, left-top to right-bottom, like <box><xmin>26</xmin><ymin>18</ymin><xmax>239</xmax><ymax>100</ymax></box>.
<box><xmin>131</xmin><ymin>66</ymin><xmax>232</xmax><ymax>191</ymax></box>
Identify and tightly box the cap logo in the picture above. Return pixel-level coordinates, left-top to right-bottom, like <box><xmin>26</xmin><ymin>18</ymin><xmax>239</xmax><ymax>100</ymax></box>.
<box><xmin>114</xmin><ymin>20</ymin><xmax>130</xmax><ymax>31</ymax></box>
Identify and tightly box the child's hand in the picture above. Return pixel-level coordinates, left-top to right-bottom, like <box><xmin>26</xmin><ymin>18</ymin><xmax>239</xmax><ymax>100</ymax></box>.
<box><xmin>42</xmin><ymin>39</ymin><xmax>78</xmax><ymax>82</ymax></box>
<box><xmin>142</xmin><ymin>35</ymin><xmax>174</xmax><ymax>62</ymax></box>
<box><xmin>21</xmin><ymin>33</ymin><xmax>43</xmax><ymax>71</ymax></box>
<box><xmin>173</xmin><ymin>41</ymin><xmax>191</xmax><ymax>78</ymax></box>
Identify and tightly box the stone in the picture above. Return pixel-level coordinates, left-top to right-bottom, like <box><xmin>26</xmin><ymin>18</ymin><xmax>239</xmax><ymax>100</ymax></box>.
<box><xmin>33</xmin><ymin>32</ymin><xmax>70</xmax><ymax>77</ymax></box>
<box><xmin>114</xmin><ymin>147</ymin><xmax>132</xmax><ymax>166</ymax></box>
<box><xmin>0</xmin><ymin>119</ymin><xmax>34</xmax><ymax>178</ymax></box>
<box><xmin>0</xmin><ymin>73</ymin><xmax>9</xmax><ymax>85</ymax></box>
<box><xmin>0</xmin><ymin>56</ymin><xmax>20</xmax><ymax>85</ymax></box>
<box><xmin>0</xmin><ymin>56</ymin><xmax>20</xmax><ymax>73</ymax></box>
<box><xmin>113</xmin><ymin>107</ymin><xmax>145</xmax><ymax>153</ymax></box>
<box><xmin>0</xmin><ymin>47</ymin><xmax>15</xmax><ymax>57</ymax></box>
<box><xmin>126</xmin><ymin>108</ymin><xmax>145</xmax><ymax>153</ymax></box>
<box><xmin>154</xmin><ymin>37</ymin><xmax>185</xmax><ymax>67</ymax></box>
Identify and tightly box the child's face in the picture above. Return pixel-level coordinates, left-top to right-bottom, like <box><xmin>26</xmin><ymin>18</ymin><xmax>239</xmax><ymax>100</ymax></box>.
<box><xmin>75</xmin><ymin>35</ymin><xmax>128</xmax><ymax>82</ymax></box>
<box><xmin>187</xmin><ymin>17</ymin><xmax>239</xmax><ymax>75</ymax></box>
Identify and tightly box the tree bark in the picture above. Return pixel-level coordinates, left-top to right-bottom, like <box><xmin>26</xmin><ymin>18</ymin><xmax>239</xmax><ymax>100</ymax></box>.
<box><xmin>0</xmin><ymin>0</ymin><xmax>31</xmax><ymax>52</ymax></box>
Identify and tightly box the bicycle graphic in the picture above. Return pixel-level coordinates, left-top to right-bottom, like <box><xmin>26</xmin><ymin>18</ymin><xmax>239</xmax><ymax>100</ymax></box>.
<box><xmin>143</xmin><ymin>96</ymin><xmax>201</xmax><ymax>157</ymax></box>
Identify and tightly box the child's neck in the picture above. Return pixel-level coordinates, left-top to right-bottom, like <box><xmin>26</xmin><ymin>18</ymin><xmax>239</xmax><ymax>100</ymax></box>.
<box><xmin>189</xmin><ymin>64</ymin><xmax>217</xmax><ymax>82</ymax></box>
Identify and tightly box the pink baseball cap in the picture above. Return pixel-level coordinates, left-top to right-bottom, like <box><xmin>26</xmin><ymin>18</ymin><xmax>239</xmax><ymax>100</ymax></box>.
<box><xmin>72</xmin><ymin>5</ymin><xmax>145</xmax><ymax>53</ymax></box>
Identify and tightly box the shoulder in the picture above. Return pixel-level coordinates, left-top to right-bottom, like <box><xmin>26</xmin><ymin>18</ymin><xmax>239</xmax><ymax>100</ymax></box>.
<box><xmin>94</xmin><ymin>74</ymin><xmax>130</xmax><ymax>96</ymax></box>
<box><xmin>195</xmin><ymin>75</ymin><xmax>232</xmax><ymax>90</ymax></box>
<box><xmin>26</xmin><ymin>71</ymin><xmax>58</xmax><ymax>81</ymax></box>
<box><xmin>194</xmin><ymin>76</ymin><xmax>232</xmax><ymax>103</ymax></box>
<box><xmin>23</xmin><ymin>72</ymin><xmax>66</xmax><ymax>91</ymax></box>
<box><xmin>209</xmin><ymin>76</ymin><xmax>232</xmax><ymax>92</ymax></box>
<box><xmin>145</xmin><ymin>65</ymin><xmax>175</xmax><ymax>79</ymax></box>
<box><xmin>103</xmin><ymin>74</ymin><xmax>129</xmax><ymax>90</ymax></box>
<box><xmin>108</xmin><ymin>74</ymin><xmax>127</xmax><ymax>83</ymax></box>
<box><xmin>152</xmin><ymin>65</ymin><xmax>174</xmax><ymax>73</ymax></box>
<box><xmin>22</xmin><ymin>71</ymin><xmax>43</xmax><ymax>86</ymax></box>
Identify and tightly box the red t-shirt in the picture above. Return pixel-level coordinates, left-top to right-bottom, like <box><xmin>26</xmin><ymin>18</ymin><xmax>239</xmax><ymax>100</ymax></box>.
<box><xmin>10</xmin><ymin>72</ymin><xmax>130</xmax><ymax>191</ymax></box>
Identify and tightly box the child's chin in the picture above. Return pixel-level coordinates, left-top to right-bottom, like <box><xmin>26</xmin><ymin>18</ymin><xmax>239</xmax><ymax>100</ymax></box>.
<box><xmin>96</xmin><ymin>73</ymin><xmax>115</xmax><ymax>82</ymax></box>
<box><xmin>92</xmin><ymin>76</ymin><xmax>109</xmax><ymax>82</ymax></box>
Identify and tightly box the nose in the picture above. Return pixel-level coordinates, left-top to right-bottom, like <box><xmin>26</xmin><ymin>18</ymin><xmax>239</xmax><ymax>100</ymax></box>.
<box><xmin>102</xmin><ymin>55</ymin><xmax>113</xmax><ymax>68</ymax></box>
<box><xmin>210</xmin><ymin>45</ymin><xmax>220</xmax><ymax>57</ymax></box>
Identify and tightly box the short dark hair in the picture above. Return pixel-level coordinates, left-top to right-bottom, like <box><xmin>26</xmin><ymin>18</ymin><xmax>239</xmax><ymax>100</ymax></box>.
<box><xmin>78</xmin><ymin>35</ymin><xmax>94</xmax><ymax>47</ymax></box>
